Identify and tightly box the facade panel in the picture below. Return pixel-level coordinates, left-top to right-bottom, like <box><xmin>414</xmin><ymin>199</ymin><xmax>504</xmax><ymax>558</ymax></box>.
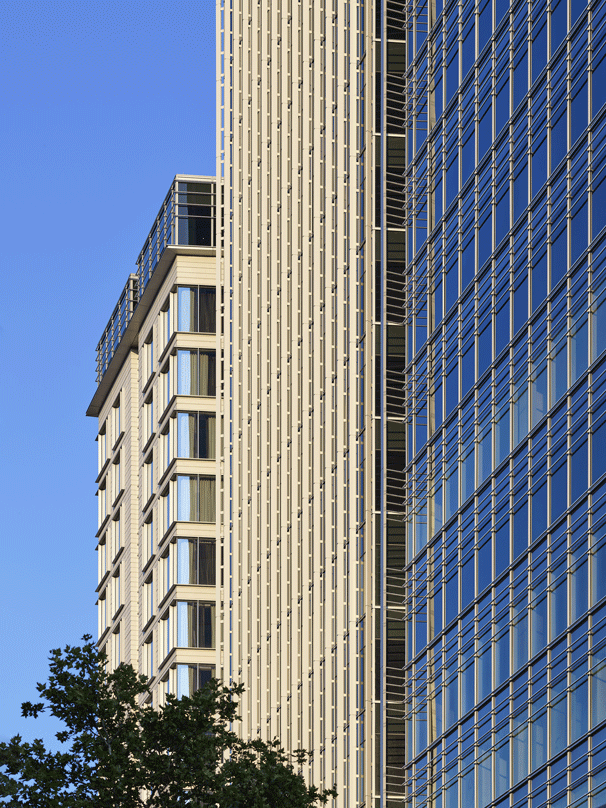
<box><xmin>219</xmin><ymin>0</ymin><xmax>378</xmax><ymax>803</ymax></box>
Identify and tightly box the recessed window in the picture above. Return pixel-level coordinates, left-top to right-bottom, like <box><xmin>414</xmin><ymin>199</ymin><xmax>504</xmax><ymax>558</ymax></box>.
<box><xmin>111</xmin><ymin>509</ymin><xmax>121</xmax><ymax>560</ymax></box>
<box><xmin>97</xmin><ymin>423</ymin><xmax>107</xmax><ymax>473</ymax></box>
<box><xmin>176</xmin><ymin>537</ymin><xmax>216</xmax><ymax>586</ymax></box>
<box><xmin>111</xmin><ymin>567</ymin><xmax>121</xmax><ymax>617</ymax></box>
<box><xmin>111</xmin><ymin>624</ymin><xmax>121</xmax><ymax>668</ymax></box>
<box><xmin>177</xmin><ymin>286</ymin><xmax>216</xmax><ymax>333</ymax></box>
<box><xmin>177</xmin><ymin>412</ymin><xmax>216</xmax><ymax>459</ymax></box>
<box><xmin>143</xmin><ymin>332</ymin><xmax>154</xmax><ymax>382</ymax></box>
<box><xmin>176</xmin><ymin>663</ymin><xmax>215</xmax><ymax>698</ymax></box>
<box><xmin>176</xmin><ymin>475</ymin><xmax>216</xmax><ymax>523</ymax></box>
<box><xmin>176</xmin><ymin>601</ymin><xmax>215</xmax><ymax>648</ymax></box>
<box><xmin>112</xmin><ymin>395</ymin><xmax>121</xmax><ymax>445</ymax></box>
<box><xmin>177</xmin><ymin>350</ymin><xmax>216</xmax><ymax>396</ymax></box>
<box><xmin>144</xmin><ymin>515</ymin><xmax>154</xmax><ymax>560</ymax></box>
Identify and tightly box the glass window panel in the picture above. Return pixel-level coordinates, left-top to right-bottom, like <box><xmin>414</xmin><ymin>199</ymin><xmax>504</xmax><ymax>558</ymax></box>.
<box><xmin>178</xmin><ymin>287</ymin><xmax>197</xmax><ymax>331</ymax></box>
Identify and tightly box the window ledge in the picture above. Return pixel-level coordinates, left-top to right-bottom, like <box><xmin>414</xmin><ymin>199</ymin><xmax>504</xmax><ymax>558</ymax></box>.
<box><xmin>112</xmin><ymin>431</ymin><xmax>125</xmax><ymax>453</ymax></box>
<box><xmin>110</xmin><ymin>545</ymin><xmax>124</xmax><ymax>568</ymax></box>
<box><xmin>158</xmin><ymin>585</ymin><xmax>176</xmax><ymax>613</ymax></box>
<box><xmin>158</xmin><ymin>521</ymin><xmax>177</xmax><ymax>551</ymax></box>
<box><xmin>141</xmin><ymin>371</ymin><xmax>155</xmax><ymax>399</ymax></box>
<box><xmin>142</xmin><ymin>615</ymin><xmax>155</xmax><ymax>636</ymax></box>
<box><xmin>158</xmin><ymin>396</ymin><xmax>177</xmax><ymax>431</ymax></box>
<box><xmin>142</xmin><ymin>432</ymin><xmax>156</xmax><ymax>456</ymax></box>
<box><xmin>158</xmin><ymin>647</ymin><xmax>177</xmax><ymax>673</ymax></box>
<box><xmin>96</xmin><ymin>570</ymin><xmax>111</xmax><ymax>593</ymax></box>
<box><xmin>97</xmin><ymin>626</ymin><xmax>111</xmax><ymax>646</ymax></box>
<box><xmin>111</xmin><ymin>603</ymin><xmax>124</xmax><ymax>624</ymax></box>
<box><xmin>141</xmin><ymin>553</ymin><xmax>156</xmax><ymax>577</ymax></box>
<box><xmin>96</xmin><ymin>458</ymin><xmax>111</xmax><ymax>484</ymax></box>
<box><xmin>142</xmin><ymin>493</ymin><xmax>155</xmax><ymax>515</ymax></box>
<box><xmin>112</xmin><ymin>489</ymin><xmax>125</xmax><ymax>511</ymax></box>
<box><xmin>158</xmin><ymin>457</ymin><xmax>177</xmax><ymax>489</ymax></box>
<box><xmin>96</xmin><ymin>514</ymin><xmax>111</xmax><ymax>538</ymax></box>
<box><xmin>158</xmin><ymin>331</ymin><xmax>177</xmax><ymax>367</ymax></box>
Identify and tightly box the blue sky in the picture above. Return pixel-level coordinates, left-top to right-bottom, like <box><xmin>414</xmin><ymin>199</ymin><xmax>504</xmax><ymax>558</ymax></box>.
<box><xmin>0</xmin><ymin>0</ymin><xmax>216</xmax><ymax>745</ymax></box>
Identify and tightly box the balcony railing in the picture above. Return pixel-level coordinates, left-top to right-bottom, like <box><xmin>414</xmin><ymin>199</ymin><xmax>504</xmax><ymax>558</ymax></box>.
<box><xmin>95</xmin><ymin>177</ymin><xmax>216</xmax><ymax>383</ymax></box>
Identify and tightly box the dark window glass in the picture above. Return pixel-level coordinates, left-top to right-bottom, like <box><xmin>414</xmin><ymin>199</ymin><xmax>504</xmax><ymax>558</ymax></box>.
<box><xmin>178</xmin><ymin>286</ymin><xmax>216</xmax><ymax>333</ymax></box>
<box><xmin>177</xmin><ymin>350</ymin><xmax>216</xmax><ymax>397</ymax></box>
<box><xmin>177</xmin><ymin>412</ymin><xmax>216</xmax><ymax>459</ymax></box>
<box><xmin>177</xmin><ymin>538</ymin><xmax>216</xmax><ymax>586</ymax></box>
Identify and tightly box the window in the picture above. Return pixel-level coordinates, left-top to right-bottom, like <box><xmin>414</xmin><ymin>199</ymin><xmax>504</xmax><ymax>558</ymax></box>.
<box><xmin>143</xmin><ymin>333</ymin><xmax>154</xmax><ymax>382</ymax></box>
<box><xmin>112</xmin><ymin>396</ymin><xmax>121</xmax><ymax>446</ymax></box>
<box><xmin>98</xmin><ymin>423</ymin><xmax>107</xmax><ymax>473</ymax></box>
<box><xmin>160</xmin><ymin>487</ymin><xmax>171</xmax><ymax>534</ymax></box>
<box><xmin>177</xmin><ymin>286</ymin><xmax>216</xmax><ymax>333</ymax></box>
<box><xmin>160</xmin><ymin>301</ymin><xmax>171</xmax><ymax>353</ymax></box>
<box><xmin>145</xmin><ymin>637</ymin><xmax>154</xmax><ymax>679</ymax></box>
<box><xmin>160</xmin><ymin>366</ymin><xmax>171</xmax><ymax>415</ymax></box>
<box><xmin>176</xmin><ymin>601</ymin><xmax>215</xmax><ymax>648</ymax></box>
<box><xmin>160</xmin><ymin>550</ymin><xmax>171</xmax><ymax>598</ymax></box>
<box><xmin>176</xmin><ymin>663</ymin><xmax>215</xmax><ymax>698</ymax></box>
<box><xmin>112</xmin><ymin>454</ymin><xmax>121</xmax><ymax>503</ymax></box>
<box><xmin>143</xmin><ymin>454</ymin><xmax>154</xmax><ymax>505</ymax></box>
<box><xmin>144</xmin><ymin>515</ymin><xmax>154</xmax><ymax>560</ymax></box>
<box><xmin>111</xmin><ymin>568</ymin><xmax>121</xmax><ymax>617</ymax></box>
<box><xmin>176</xmin><ymin>538</ymin><xmax>216</xmax><ymax>586</ymax></box>
<box><xmin>160</xmin><ymin>426</ymin><xmax>171</xmax><ymax>473</ymax></box>
<box><xmin>97</xmin><ymin>537</ymin><xmax>107</xmax><ymax>580</ymax></box>
<box><xmin>98</xmin><ymin>592</ymin><xmax>107</xmax><ymax>636</ymax></box>
<box><xmin>176</xmin><ymin>475</ymin><xmax>216</xmax><ymax>523</ymax></box>
<box><xmin>143</xmin><ymin>394</ymin><xmax>154</xmax><ymax>444</ymax></box>
<box><xmin>111</xmin><ymin>624</ymin><xmax>121</xmax><ymax>668</ymax></box>
<box><xmin>177</xmin><ymin>350</ymin><xmax>216</xmax><ymax>396</ymax></box>
<box><xmin>98</xmin><ymin>481</ymin><xmax>107</xmax><ymax>528</ymax></box>
<box><xmin>177</xmin><ymin>412</ymin><xmax>216</xmax><ymax>459</ymax></box>
<box><xmin>160</xmin><ymin>613</ymin><xmax>171</xmax><ymax>660</ymax></box>
<box><xmin>143</xmin><ymin>576</ymin><xmax>154</xmax><ymax>625</ymax></box>
<box><xmin>111</xmin><ymin>509</ymin><xmax>121</xmax><ymax>560</ymax></box>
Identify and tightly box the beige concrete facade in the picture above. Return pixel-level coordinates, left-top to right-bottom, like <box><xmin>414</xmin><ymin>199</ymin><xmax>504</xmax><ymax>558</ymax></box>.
<box><xmin>90</xmin><ymin>177</ymin><xmax>221</xmax><ymax>706</ymax></box>
<box><xmin>219</xmin><ymin>2</ymin><xmax>378</xmax><ymax>804</ymax></box>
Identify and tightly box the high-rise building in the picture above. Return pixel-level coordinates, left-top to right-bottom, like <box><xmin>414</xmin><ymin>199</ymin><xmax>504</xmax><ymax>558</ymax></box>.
<box><xmin>90</xmin><ymin>2</ymin><xmax>606</xmax><ymax>807</ymax></box>
<box><xmin>88</xmin><ymin>176</ymin><xmax>221</xmax><ymax>704</ymax></box>
<box><xmin>219</xmin><ymin>1</ymin><xmax>606</xmax><ymax>807</ymax></box>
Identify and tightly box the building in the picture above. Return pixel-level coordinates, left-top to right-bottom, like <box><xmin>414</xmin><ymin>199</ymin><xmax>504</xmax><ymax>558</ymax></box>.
<box><xmin>219</xmin><ymin>0</ymin><xmax>606</xmax><ymax>807</ymax></box>
<box><xmin>89</xmin><ymin>1</ymin><xmax>606</xmax><ymax>807</ymax></box>
<box><xmin>88</xmin><ymin>176</ymin><xmax>221</xmax><ymax>704</ymax></box>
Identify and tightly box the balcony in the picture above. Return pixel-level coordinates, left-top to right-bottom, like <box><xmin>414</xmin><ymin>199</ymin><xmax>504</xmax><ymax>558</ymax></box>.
<box><xmin>94</xmin><ymin>176</ymin><xmax>216</xmax><ymax>384</ymax></box>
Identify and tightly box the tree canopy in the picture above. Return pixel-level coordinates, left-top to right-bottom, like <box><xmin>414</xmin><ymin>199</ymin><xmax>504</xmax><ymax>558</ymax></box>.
<box><xmin>0</xmin><ymin>636</ymin><xmax>336</xmax><ymax>807</ymax></box>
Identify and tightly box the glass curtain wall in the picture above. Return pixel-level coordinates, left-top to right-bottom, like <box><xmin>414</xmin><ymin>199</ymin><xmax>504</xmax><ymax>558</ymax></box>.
<box><xmin>382</xmin><ymin>1</ymin><xmax>606</xmax><ymax>806</ymax></box>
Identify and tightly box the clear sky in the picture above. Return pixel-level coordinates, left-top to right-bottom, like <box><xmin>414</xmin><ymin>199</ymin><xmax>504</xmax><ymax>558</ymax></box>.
<box><xmin>0</xmin><ymin>0</ymin><xmax>216</xmax><ymax>746</ymax></box>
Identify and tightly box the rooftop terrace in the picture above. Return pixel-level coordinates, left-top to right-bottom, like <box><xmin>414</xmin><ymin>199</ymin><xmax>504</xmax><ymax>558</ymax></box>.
<box><xmin>95</xmin><ymin>176</ymin><xmax>217</xmax><ymax>384</ymax></box>
<box><xmin>87</xmin><ymin>175</ymin><xmax>216</xmax><ymax>417</ymax></box>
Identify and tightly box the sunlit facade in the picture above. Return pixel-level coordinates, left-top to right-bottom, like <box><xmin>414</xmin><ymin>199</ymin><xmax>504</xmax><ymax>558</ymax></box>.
<box><xmin>88</xmin><ymin>176</ymin><xmax>221</xmax><ymax>705</ymax></box>
<box><xmin>88</xmin><ymin>1</ymin><xmax>606</xmax><ymax>805</ymax></box>
<box><xmin>219</xmin><ymin>0</ymin><xmax>606</xmax><ymax>806</ymax></box>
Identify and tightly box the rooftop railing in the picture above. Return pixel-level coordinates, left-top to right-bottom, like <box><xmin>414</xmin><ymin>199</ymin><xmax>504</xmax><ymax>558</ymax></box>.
<box><xmin>95</xmin><ymin>177</ymin><xmax>216</xmax><ymax>383</ymax></box>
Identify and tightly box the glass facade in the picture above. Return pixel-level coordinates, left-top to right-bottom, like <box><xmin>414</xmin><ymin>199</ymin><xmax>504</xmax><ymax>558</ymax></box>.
<box><xmin>380</xmin><ymin>0</ymin><xmax>606</xmax><ymax>806</ymax></box>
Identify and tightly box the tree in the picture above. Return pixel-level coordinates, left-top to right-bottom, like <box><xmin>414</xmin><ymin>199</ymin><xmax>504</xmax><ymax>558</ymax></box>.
<box><xmin>0</xmin><ymin>636</ymin><xmax>336</xmax><ymax>807</ymax></box>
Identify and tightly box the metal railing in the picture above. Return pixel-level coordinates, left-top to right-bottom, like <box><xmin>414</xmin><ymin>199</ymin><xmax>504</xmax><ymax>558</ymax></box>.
<box><xmin>95</xmin><ymin>178</ymin><xmax>216</xmax><ymax>384</ymax></box>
